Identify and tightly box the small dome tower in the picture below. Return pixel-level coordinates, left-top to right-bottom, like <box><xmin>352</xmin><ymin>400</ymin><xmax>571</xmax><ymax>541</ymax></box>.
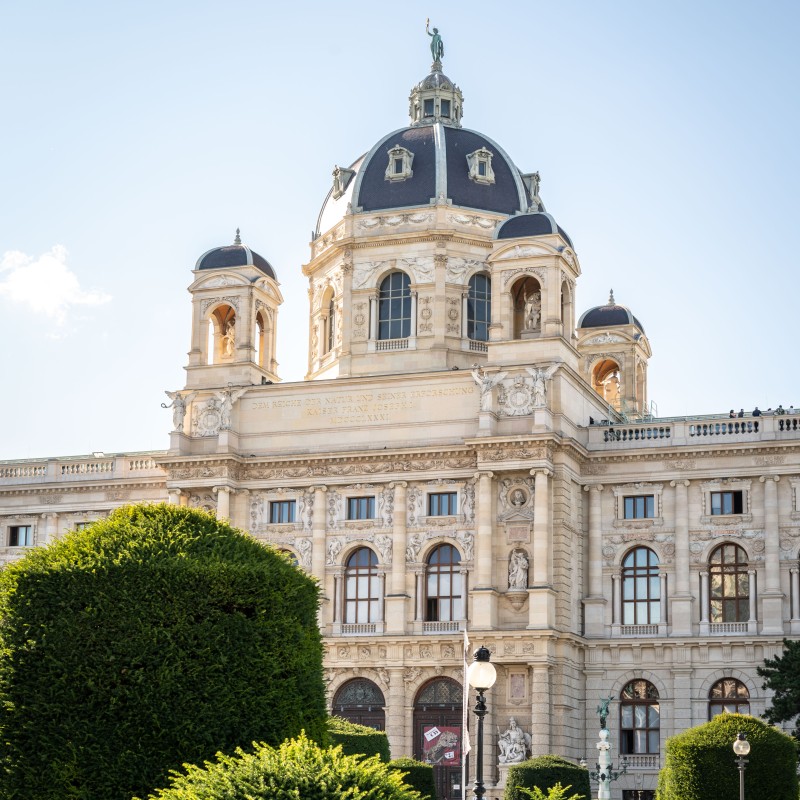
<box><xmin>185</xmin><ymin>230</ymin><xmax>283</xmax><ymax>390</ymax></box>
<box><xmin>576</xmin><ymin>290</ymin><xmax>652</xmax><ymax>419</ymax></box>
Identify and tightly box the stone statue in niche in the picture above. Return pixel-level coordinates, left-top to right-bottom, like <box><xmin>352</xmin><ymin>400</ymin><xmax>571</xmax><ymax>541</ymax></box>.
<box><xmin>221</xmin><ymin>321</ymin><xmax>236</xmax><ymax>358</ymax></box>
<box><xmin>498</xmin><ymin>718</ymin><xmax>531</xmax><ymax>763</ymax></box>
<box><xmin>523</xmin><ymin>290</ymin><xmax>541</xmax><ymax>331</ymax></box>
<box><xmin>508</xmin><ymin>549</ymin><xmax>529</xmax><ymax>590</ymax></box>
<box><xmin>215</xmin><ymin>386</ymin><xmax>248</xmax><ymax>431</ymax></box>
<box><xmin>297</xmin><ymin>537</ymin><xmax>312</xmax><ymax>570</ymax></box>
<box><xmin>406</xmin><ymin>533</ymin><xmax>424</xmax><ymax>562</ymax></box>
<box><xmin>526</xmin><ymin>364</ymin><xmax>559</xmax><ymax>408</ymax></box>
<box><xmin>326</xmin><ymin>537</ymin><xmax>343</xmax><ymax>565</ymax></box>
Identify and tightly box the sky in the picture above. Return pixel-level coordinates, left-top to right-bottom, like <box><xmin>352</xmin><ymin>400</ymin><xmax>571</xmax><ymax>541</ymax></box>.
<box><xmin>1</xmin><ymin>1</ymin><xmax>798</xmax><ymax>460</ymax></box>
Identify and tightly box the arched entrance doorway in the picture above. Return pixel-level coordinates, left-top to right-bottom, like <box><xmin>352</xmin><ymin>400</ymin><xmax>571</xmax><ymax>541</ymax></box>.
<box><xmin>414</xmin><ymin>677</ymin><xmax>465</xmax><ymax>800</ymax></box>
<box><xmin>332</xmin><ymin>678</ymin><xmax>386</xmax><ymax>730</ymax></box>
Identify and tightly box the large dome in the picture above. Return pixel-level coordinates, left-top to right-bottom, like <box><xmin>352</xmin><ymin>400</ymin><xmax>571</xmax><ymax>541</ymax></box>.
<box><xmin>195</xmin><ymin>230</ymin><xmax>276</xmax><ymax>279</ymax></box>
<box><xmin>315</xmin><ymin>62</ymin><xmax>534</xmax><ymax>236</ymax></box>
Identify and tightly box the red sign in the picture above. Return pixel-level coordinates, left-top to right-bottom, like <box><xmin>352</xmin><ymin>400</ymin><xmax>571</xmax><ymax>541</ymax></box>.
<box><xmin>422</xmin><ymin>725</ymin><xmax>461</xmax><ymax>766</ymax></box>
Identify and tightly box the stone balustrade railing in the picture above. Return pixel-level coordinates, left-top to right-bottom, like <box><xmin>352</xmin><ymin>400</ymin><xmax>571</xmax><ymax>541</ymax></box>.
<box><xmin>0</xmin><ymin>452</ymin><xmax>166</xmax><ymax>484</ymax></box>
<box><xmin>587</xmin><ymin>413</ymin><xmax>800</xmax><ymax>450</ymax></box>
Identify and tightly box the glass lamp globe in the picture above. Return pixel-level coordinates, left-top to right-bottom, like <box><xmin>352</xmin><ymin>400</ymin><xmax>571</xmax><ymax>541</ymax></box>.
<box><xmin>466</xmin><ymin>646</ymin><xmax>497</xmax><ymax>690</ymax></box>
<box><xmin>733</xmin><ymin>733</ymin><xmax>751</xmax><ymax>757</ymax></box>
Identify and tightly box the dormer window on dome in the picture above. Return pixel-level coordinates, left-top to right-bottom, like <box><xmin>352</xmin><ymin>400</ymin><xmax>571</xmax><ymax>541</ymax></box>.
<box><xmin>467</xmin><ymin>147</ymin><xmax>495</xmax><ymax>185</ymax></box>
<box><xmin>385</xmin><ymin>145</ymin><xmax>414</xmax><ymax>182</ymax></box>
<box><xmin>332</xmin><ymin>165</ymin><xmax>356</xmax><ymax>200</ymax></box>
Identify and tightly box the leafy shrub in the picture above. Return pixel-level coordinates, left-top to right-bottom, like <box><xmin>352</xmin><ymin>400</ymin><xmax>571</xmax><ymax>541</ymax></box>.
<box><xmin>388</xmin><ymin>757</ymin><xmax>437</xmax><ymax>799</ymax></box>
<box><xmin>328</xmin><ymin>715</ymin><xmax>391</xmax><ymax>762</ymax></box>
<box><xmin>519</xmin><ymin>783</ymin><xmax>584</xmax><ymax>800</ymax></box>
<box><xmin>505</xmin><ymin>755</ymin><xmax>590</xmax><ymax>800</ymax></box>
<box><xmin>0</xmin><ymin>503</ymin><xmax>326</xmax><ymax>800</ymax></box>
<box><xmin>141</xmin><ymin>733</ymin><xmax>424</xmax><ymax>799</ymax></box>
<box><xmin>656</xmin><ymin>712</ymin><xmax>798</xmax><ymax>800</ymax></box>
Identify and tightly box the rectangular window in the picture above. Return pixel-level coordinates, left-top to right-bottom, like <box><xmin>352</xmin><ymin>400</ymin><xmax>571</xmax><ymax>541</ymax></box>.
<box><xmin>347</xmin><ymin>497</ymin><xmax>375</xmax><ymax>520</ymax></box>
<box><xmin>394</xmin><ymin>157</ymin><xmax>403</xmax><ymax>174</ymax></box>
<box><xmin>711</xmin><ymin>490</ymin><xmax>743</xmax><ymax>515</ymax></box>
<box><xmin>424</xmin><ymin>98</ymin><xmax>434</xmax><ymax>116</ymax></box>
<box><xmin>624</xmin><ymin>495</ymin><xmax>655</xmax><ymax>519</ymax></box>
<box><xmin>478</xmin><ymin>161</ymin><xmax>487</xmax><ymax>176</ymax></box>
<box><xmin>441</xmin><ymin>99</ymin><xmax>451</xmax><ymax>117</ymax></box>
<box><xmin>269</xmin><ymin>500</ymin><xmax>296</xmax><ymax>524</ymax></box>
<box><xmin>9</xmin><ymin>525</ymin><xmax>32</xmax><ymax>547</ymax></box>
<box><xmin>74</xmin><ymin>522</ymin><xmax>91</xmax><ymax>530</ymax></box>
<box><xmin>428</xmin><ymin>492</ymin><xmax>458</xmax><ymax>516</ymax></box>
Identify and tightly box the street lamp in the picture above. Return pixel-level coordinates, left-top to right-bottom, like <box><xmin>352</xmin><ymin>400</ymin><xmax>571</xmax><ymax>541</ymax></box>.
<box><xmin>466</xmin><ymin>645</ymin><xmax>497</xmax><ymax>800</ymax></box>
<box><xmin>733</xmin><ymin>732</ymin><xmax>750</xmax><ymax>800</ymax></box>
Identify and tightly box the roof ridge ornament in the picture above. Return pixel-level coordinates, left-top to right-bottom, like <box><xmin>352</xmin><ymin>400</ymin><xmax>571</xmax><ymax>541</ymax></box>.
<box><xmin>608</xmin><ymin>289</ymin><xmax>615</xmax><ymax>305</ymax></box>
<box><xmin>234</xmin><ymin>228</ymin><xmax>242</xmax><ymax>245</ymax></box>
<box><xmin>426</xmin><ymin>18</ymin><xmax>444</xmax><ymax>67</ymax></box>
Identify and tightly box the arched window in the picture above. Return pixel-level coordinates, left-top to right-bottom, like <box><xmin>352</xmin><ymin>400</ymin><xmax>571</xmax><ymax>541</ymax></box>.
<box><xmin>512</xmin><ymin>276</ymin><xmax>542</xmax><ymax>338</ymax></box>
<box><xmin>333</xmin><ymin>678</ymin><xmax>386</xmax><ymax>730</ymax></box>
<box><xmin>344</xmin><ymin>547</ymin><xmax>381</xmax><ymax>624</ymax></box>
<box><xmin>378</xmin><ymin>272</ymin><xmax>411</xmax><ymax>340</ymax></box>
<box><xmin>620</xmin><ymin>679</ymin><xmax>660</xmax><ymax>755</ymax></box>
<box><xmin>277</xmin><ymin>549</ymin><xmax>298</xmax><ymax>566</ymax></box>
<box><xmin>326</xmin><ymin>296</ymin><xmax>336</xmax><ymax>353</ymax></box>
<box><xmin>709</xmin><ymin>678</ymin><xmax>750</xmax><ymax>718</ymax></box>
<box><xmin>592</xmin><ymin>358</ymin><xmax>622</xmax><ymax>409</ymax></box>
<box><xmin>425</xmin><ymin>544</ymin><xmax>462</xmax><ymax>622</ymax></box>
<box><xmin>622</xmin><ymin>547</ymin><xmax>660</xmax><ymax>625</ymax></box>
<box><xmin>255</xmin><ymin>310</ymin><xmax>266</xmax><ymax>367</ymax></box>
<box><xmin>207</xmin><ymin>304</ymin><xmax>236</xmax><ymax>365</ymax></box>
<box><xmin>709</xmin><ymin>544</ymin><xmax>749</xmax><ymax>622</ymax></box>
<box><xmin>467</xmin><ymin>273</ymin><xmax>491</xmax><ymax>341</ymax></box>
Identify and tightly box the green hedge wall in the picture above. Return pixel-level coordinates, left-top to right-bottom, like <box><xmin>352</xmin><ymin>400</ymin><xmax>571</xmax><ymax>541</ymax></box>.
<box><xmin>328</xmin><ymin>716</ymin><xmax>391</xmax><ymax>762</ymax></box>
<box><xmin>657</xmin><ymin>713</ymin><xmax>799</xmax><ymax>800</ymax></box>
<box><xmin>388</xmin><ymin>757</ymin><xmax>437</xmax><ymax>800</ymax></box>
<box><xmin>0</xmin><ymin>504</ymin><xmax>327</xmax><ymax>800</ymax></box>
<box><xmin>505</xmin><ymin>755</ymin><xmax>590</xmax><ymax>800</ymax></box>
<box><xmin>142</xmin><ymin>733</ymin><xmax>423</xmax><ymax>800</ymax></box>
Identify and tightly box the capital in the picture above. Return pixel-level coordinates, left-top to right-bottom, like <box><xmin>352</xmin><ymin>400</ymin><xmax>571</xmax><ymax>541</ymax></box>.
<box><xmin>760</xmin><ymin>475</ymin><xmax>781</xmax><ymax>484</ymax></box>
<box><xmin>389</xmin><ymin>481</ymin><xmax>408</xmax><ymax>490</ymax></box>
<box><xmin>670</xmin><ymin>479</ymin><xmax>690</xmax><ymax>488</ymax></box>
<box><xmin>313</xmin><ymin>485</ymin><xmax>328</xmax><ymax>494</ymax></box>
<box><xmin>583</xmin><ymin>484</ymin><xmax>604</xmax><ymax>493</ymax></box>
<box><xmin>530</xmin><ymin>468</ymin><xmax>552</xmax><ymax>478</ymax></box>
<box><xmin>475</xmin><ymin>471</ymin><xmax>494</xmax><ymax>481</ymax></box>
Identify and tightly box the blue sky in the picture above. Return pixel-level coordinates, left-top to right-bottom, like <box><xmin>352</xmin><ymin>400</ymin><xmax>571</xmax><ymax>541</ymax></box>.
<box><xmin>1</xmin><ymin>1</ymin><xmax>798</xmax><ymax>459</ymax></box>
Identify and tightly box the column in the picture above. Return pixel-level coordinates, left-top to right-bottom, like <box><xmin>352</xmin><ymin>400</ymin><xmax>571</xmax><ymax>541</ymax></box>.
<box><xmin>699</xmin><ymin>571</ymin><xmax>709</xmax><ymax>634</ymax></box>
<box><xmin>386</xmin><ymin>668</ymin><xmax>408</xmax><ymax>760</ymax></box>
<box><xmin>369</xmin><ymin>295</ymin><xmax>378</xmax><ymax>340</ymax></box>
<box><xmin>471</xmin><ymin>471</ymin><xmax>497</xmax><ymax>629</ymax></box>
<box><xmin>611</xmin><ymin>574</ymin><xmax>620</xmax><ymax>628</ymax></box>
<box><xmin>748</xmin><ymin>569</ymin><xmax>758</xmax><ymax>633</ymax></box>
<box><xmin>669</xmin><ymin>479</ymin><xmax>693</xmax><ymax>636</ymax></box>
<box><xmin>311</xmin><ymin>486</ymin><xmax>330</xmax><ymax>629</ymax></box>
<box><xmin>760</xmin><ymin>475</ymin><xmax>785</xmax><ymax>634</ymax></box>
<box><xmin>386</xmin><ymin>482</ymin><xmax>408</xmax><ymax>635</ymax></box>
<box><xmin>214</xmin><ymin>486</ymin><xmax>231</xmax><ymax>520</ymax></box>
<box><xmin>528</xmin><ymin>468</ymin><xmax>555</xmax><ymax>629</ymax></box>
<box><xmin>792</xmin><ymin>568</ymin><xmax>800</xmax><ymax>620</ymax></box>
<box><xmin>659</xmin><ymin>572</ymin><xmax>669</xmax><ymax>633</ymax></box>
<box><xmin>41</xmin><ymin>513</ymin><xmax>59</xmax><ymax>545</ymax></box>
<box><xmin>583</xmin><ymin>484</ymin><xmax>606</xmax><ymax>637</ymax></box>
<box><xmin>410</xmin><ymin>291</ymin><xmax>418</xmax><ymax>337</ymax></box>
<box><xmin>461</xmin><ymin>293</ymin><xmax>469</xmax><ymax>339</ymax></box>
<box><xmin>530</xmin><ymin>665</ymin><xmax>552</xmax><ymax>755</ymax></box>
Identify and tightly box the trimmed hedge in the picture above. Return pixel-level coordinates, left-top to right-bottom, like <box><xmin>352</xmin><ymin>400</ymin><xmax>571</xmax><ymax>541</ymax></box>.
<box><xmin>656</xmin><ymin>713</ymin><xmax>799</xmax><ymax>800</ymax></box>
<box><xmin>0</xmin><ymin>503</ymin><xmax>327</xmax><ymax>800</ymax></box>
<box><xmin>388</xmin><ymin>757</ymin><xmax>437</xmax><ymax>800</ymax></box>
<box><xmin>141</xmin><ymin>733</ymin><xmax>424</xmax><ymax>799</ymax></box>
<box><xmin>328</xmin><ymin>716</ymin><xmax>391</xmax><ymax>762</ymax></box>
<box><xmin>505</xmin><ymin>755</ymin><xmax>590</xmax><ymax>800</ymax></box>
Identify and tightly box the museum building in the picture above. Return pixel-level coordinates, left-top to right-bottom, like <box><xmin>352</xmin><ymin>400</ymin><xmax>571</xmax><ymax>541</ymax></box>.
<box><xmin>1</xmin><ymin>46</ymin><xmax>799</xmax><ymax>800</ymax></box>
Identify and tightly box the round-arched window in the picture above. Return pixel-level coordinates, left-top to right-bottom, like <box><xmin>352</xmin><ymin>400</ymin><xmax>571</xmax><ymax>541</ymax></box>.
<box><xmin>378</xmin><ymin>272</ymin><xmax>411</xmax><ymax>340</ymax></box>
<box><xmin>467</xmin><ymin>273</ymin><xmax>491</xmax><ymax>341</ymax></box>
<box><xmin>709</xmin><ymin>544</ymin><xmax>749</xmax><ymax>623</ymax></box>
<box><xmin>425</xmin><ymin>544</ymin><xmax>462</xmax><ymax>622</ymax></box>
<box><xmin>621</xmin><ymin>547</ymin><xmax>660</xmax><ymax>625</ymax></box>
<box><xmin>344</xmin><ymin>547</ymin><xmax>381</xmax><ymax>624</ymax></box>
<box><xmin>620</xmin><ymin>679</ymin><xmax>660</xmax><ymax>755</ymax></box>
<box><xmin>709</xmin><ymin>678</ymin><xmax>750</xmax><ymax>718</ymax></box>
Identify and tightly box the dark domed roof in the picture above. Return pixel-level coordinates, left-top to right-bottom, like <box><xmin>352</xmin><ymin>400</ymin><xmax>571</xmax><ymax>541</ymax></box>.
<box><xmin>496</xmin><ymin>211</ymin><xmax>573</xmax><ymax>248</ymax></box>
<box><xmin>195</xmin><ymin>231</ymin><xmax>276</xmax><ymax>279</ymax></box>
<box><xmin>416</xmin><ymin>68</ymin><xmax>455</xmax><ymax>91</ymax></box>
<box><xmin>351</xmin><ymin>125</ymin><xmax>530</xmax><ymax>216</ymax></box>
<box><xmin>578</xmin><ymin>291</ymin><xmax>644</xmax><ymax>333</ymax></box>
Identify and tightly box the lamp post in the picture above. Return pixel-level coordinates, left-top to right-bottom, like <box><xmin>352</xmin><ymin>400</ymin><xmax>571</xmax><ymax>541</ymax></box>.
<box><xmin>733</xmin><ymin>732</ymin><xmax>750</xmax><ymax>800</ymax></box>
<box><xmin>466</xmin><ymin>645</ymin><xmax>497</xmax><ymax>800</ymax></box>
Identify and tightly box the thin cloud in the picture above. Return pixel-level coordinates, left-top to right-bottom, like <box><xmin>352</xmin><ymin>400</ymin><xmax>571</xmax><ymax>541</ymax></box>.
<box><xmin>0</xmin><ymin>246</ymin><xmax>111</xmax><ymax>324</ymax></box>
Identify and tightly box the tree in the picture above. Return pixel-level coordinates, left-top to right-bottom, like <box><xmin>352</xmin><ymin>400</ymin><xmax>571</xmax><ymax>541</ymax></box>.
<box><xmin>140</xmin><ymin>733</ymin><xmax>424</xmax><ymax>800</ymax></box>
<box><xmin>757</xmin><ymin>637</ymin><xmax>800</xmax><ymax>737</ymax></box>
<box><xmin>505</xmin><ymin>755</ymin><xmax>590</xmax><ymax>800</ymax></box>
<box><xmin>518</xmin><ymin>784</ymin><xmax>584</xmax><ymax>800</ymax></box>
<box><xmin>656</xmin><ymin>712</ymin><xmax>798</xmax><ymax>800</ymax></box>
<box><xmin>0</xmin><ymin>503</ymin><xmax>327</xmax><ymax>800</ymax></box>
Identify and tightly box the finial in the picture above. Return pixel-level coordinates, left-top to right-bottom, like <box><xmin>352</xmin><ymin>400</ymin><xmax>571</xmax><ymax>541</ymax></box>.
<box><xmin>234</xmin><ymin>228</ymin><xmax>241</xmax><ymax>245</ymax></box>
<box><xmin>426</xmin><ymin>18</ymin><xmax>444</xmax><ymax>64</ymax></box>
<box><xmin>608</xmin><ymin>289</ymin><xmax>615</xmax><ymax>305</ymax></box>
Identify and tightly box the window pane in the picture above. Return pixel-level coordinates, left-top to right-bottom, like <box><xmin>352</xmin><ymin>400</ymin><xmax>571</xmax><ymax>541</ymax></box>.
<box><xmin>649</xmin><ymin>576</ymin><xmax>660</xmax><ymax>598</ymax></box>
<box><xmin>452</xmin><ymin>598</ymin><xmax>462</xmax><ymax>619</ymax></box>
<box><xmin>645</xmin><ymin>496</ymin><xmax>654</xmax><ymax>517</ymax></box>
<box><xmin>648</xmin><ymin>706</ymin><xmax>660</xmax><ymax>727</ymax></box>
<box><xmin>650</xmin><ymin>602</ymin><xmax>661</xmax><ymax>624</ymax></box>
<box><xmin>649</xmin><ymin>731</ymin><xmax>660</xmax><ymax>752</ymax></box>
<box><xmin>623</xmin><ymin>580</ymin><xmax>634</xmax><ymax>600</ymax></box>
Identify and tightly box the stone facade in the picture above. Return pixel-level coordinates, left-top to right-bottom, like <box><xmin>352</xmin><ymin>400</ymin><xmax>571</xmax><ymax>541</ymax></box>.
<box><xmin>1</xmin><ymin>52</ymin><xmax>799</xmax><ymax>800</ymax></box>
